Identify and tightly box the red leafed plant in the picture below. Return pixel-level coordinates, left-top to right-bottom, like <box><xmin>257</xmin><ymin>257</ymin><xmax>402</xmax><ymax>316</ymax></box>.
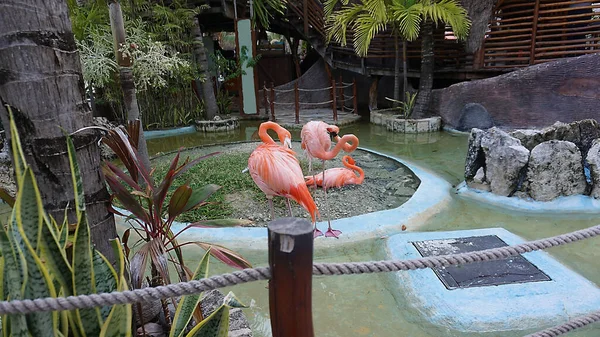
<box><xmin>101</xmin><ymin>121</ymin><xmax>252</xmax><ymax>289</ymax></box>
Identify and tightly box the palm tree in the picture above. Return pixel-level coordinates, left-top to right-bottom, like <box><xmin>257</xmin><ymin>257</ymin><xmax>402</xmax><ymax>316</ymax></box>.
<box><xmin>0</xmin><ymin>0</ymin><xmax>117</xmax><ymax>262</ymax></box>
<box><xmin>108</xmin><ymin>0</ymin><xmax>152</xmax><ymax>171</ymax></box>
<box><xmin>192</xmin><ymin>16</ymin><xmax>219</xmax><ymax>120</ymax></box>
<box><xmin>326</xmin><ymin>0</ymin><xmax>470</xmax><ymax>114</ymax></box>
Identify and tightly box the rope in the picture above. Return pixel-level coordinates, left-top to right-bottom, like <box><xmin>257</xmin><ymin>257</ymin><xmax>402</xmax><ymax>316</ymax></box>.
<box><xmin>337</xmin><ymin>84</ymin><xmax>352</xmax><ymax>89</ymax></box>
<box><xmin>0</xmin><ymin>224</ymin><xmax>599</xmax><ymax>317</ymax></box>
<box><xmin>272</xmin><ymin>101</ymin><xmax>295</xmax><ymax>106</ymax></box>
<box><xmin>343</xmin><ymin>107</ymin><xmax>356</xmax><ymax>113</ymax></box>
<box><xmin>524</xmin><ymin>310</ymin><xmax>600</xmax><ymax>337</ymax></box>
<box><xmin>273</xmin><ymin>88</ymin><xmax>295</xmax><ymax>93</ymax></box>
<box><xmin>342</xmin><ymin>81</ymin><xmax>353</xmax><ymax>86</ymax></box>
<box><xmin>299</xmin><ymin>100</ymin><xmax>334</xmax><ymax>106</ymax></box>
<box><xmin>298</xmin><ymin>86</ymin><xmax>333</xmax><ymax>92</ymax></box>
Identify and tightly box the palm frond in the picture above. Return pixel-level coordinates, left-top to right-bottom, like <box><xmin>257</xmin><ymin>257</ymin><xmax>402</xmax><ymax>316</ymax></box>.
<box><xmin>390</xmin><ymin>2</ymin><xmax>423</xmax><ymax>41</ymax></box>
<box><xmin>421</xmin><ymin>0</ymin><xmax>471</xmax><ymax>39</ymax></box>
<box><xmin>326</xmin><ymin>4</ymin><xmax>365</xmax><ymax>46</ymax></box>
<box><xmin>352</xmin><ymin>12</ymin><xmax>388</xmax><ymax>57</ymax></box>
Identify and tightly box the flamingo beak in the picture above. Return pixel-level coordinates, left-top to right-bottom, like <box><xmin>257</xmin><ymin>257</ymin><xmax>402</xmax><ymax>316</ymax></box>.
<box><xmin>242</xmin><ymin>167</ymin><xmax>249</xmax><ymax>173</ymax></box>
<box><xmin>284</xmin><ymin>137</ymin><xmax>292</xmax><ymax>149</ymax></box>
<box><xmin>328</xmin><ymin>131</ymin><xmax>338</xmax><ymax>141</ymax></box>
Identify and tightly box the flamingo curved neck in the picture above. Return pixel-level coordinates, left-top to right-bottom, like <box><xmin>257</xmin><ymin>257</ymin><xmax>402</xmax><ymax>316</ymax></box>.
<box><xmin>322</xmin><ymin>134</ymin><xmax>359</xmax><ymax>160</ymax></box>
<box><xmin>343</xmin><ymin>157</ymin><xmax>364</xmax><ymax>182</ymax></box>
<box><xmin>258</xmin><ymin>122</ymin><xmax>287</xmax><ymax>145</ymax></box>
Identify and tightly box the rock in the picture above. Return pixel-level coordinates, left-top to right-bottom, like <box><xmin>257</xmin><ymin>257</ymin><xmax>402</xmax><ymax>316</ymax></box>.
<box><xmin>586</xmin><ymin>139</ymin><xmax>600</xmax><ymax>198</ymax></box>
<box><xmin>510</xmin><ymin>129</ymin><xmax>545</xmax><ymax>151</ymax></box>
<box><xmin>473</xmin><ymin>167</ymin><xmax>485</xmax><ymax>184</ymax></box>
<box><xmin>394</xmin><ymin>186</ymin><xmax>415</xmax><ymax>197</ymax></box>
<box><xmin>136</xmin><ymin>322</ymin><xmax>166</xmax><ymax>337</ymax></box>
<box><xmin>464</xmin><ymin>128</ymin><xmax>486</xmax><ymax>180</ymax></box>
<box><xmin>456</xmin><ymin>103</ymin><xmax>494</xmax><ymax>131</ymax></box>
<box><xmin>578</xmin><ymin>119</ymin><xmax>600</xmax><ymax>153</ymax></box>
<box><xmin>201</xmin><ymin>290</ymin><xmax>253</xmax><ymax>337</ymax></box>
<box><xmin>480</xmin><ymin>128</ymin><xmax>529</xmax><ymax>196</ymax></box>
<box><xmin>528</xmin><ymin>140</ymin><xmax>586</xmax><ymax>201</ymax></box>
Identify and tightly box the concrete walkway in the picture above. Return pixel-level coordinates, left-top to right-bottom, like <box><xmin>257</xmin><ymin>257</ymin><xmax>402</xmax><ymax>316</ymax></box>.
<box><xmin>268</xmin><ymin>108</ymin><xmax>362</xmax><ymax>129</ymax></box>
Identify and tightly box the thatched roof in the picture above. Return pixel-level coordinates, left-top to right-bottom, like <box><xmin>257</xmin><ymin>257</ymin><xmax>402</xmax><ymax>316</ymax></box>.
<box><xmin>461</xmin><ymin>0</ymin><xmax>497</xmax><ymax>53</ymax></box>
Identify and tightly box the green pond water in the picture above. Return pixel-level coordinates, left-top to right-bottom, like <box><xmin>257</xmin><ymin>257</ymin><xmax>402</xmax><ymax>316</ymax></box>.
<box><xmin>146</xmin><ymin>120</ymin><xmax>600</xmax><ymax>336</ymax></box>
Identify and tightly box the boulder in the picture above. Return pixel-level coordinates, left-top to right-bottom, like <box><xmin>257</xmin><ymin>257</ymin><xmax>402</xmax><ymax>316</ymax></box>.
<box><xmin>464</xmin><ymin>128</ymin><xmax>486</xmax><ymax>180</ymax></box>
<box><xmin>528</xmin><ymin>140</ymin><xmax>586</xmax><ymax>201</ymax></box>
<box><xmin>578</xmin><ymin>119</ymin><xmax>600</xmax><ymax>153</ymax></box>
<box><xmin>480</xmin><ymin>128</ymin><xmax>529</xmax><ymax>196</ymax></box>
<box><xmin>456</xmin><ymin>103</ymin><xmax>494</xmax><ymax>132</ymax></box>
<box><xmin>201</xmin><ymin>290</ymin><xmax>253</xmax><ymax>337</ymax></box>
<box><xmin>586</xmin><ymin>139</ymin><xmax>600</xmax><ymax>198</ymax></box>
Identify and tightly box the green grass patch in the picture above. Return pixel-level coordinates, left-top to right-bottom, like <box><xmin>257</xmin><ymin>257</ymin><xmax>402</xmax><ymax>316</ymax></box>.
<box><xmin>153</xmin><ymin>151</ymin><xmax>260</xmax><ymax>222</ymax></box>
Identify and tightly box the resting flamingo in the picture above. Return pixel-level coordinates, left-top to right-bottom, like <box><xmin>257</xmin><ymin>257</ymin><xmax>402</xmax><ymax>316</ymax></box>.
<box><xmin>248</xmin><ymin>122</ymin><xmax>319</xmax><ymax>230</ymax></box>
<box><xmin>305</xmin><ymin>155</ymin><xmax>364</xmax><ymax>189</ymax></box>
<box><xmin>301</xmin><ymin>121</ymin><xmax>359</xmax><ymax>238</ymax></box>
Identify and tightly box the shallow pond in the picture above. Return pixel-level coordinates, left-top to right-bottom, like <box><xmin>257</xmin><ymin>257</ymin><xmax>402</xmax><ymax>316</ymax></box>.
<box><xmin>146</xmin><ymin>120</ymin><xmax>600</xmax><ymax>337</ymax></box>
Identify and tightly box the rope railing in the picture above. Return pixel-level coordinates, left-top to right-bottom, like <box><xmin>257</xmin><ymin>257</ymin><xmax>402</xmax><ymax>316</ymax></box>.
<box><xmin>2</xmin><ymin>222</ymin><xmax>600</xmax><ymax>337</ymax></box>
<box><xmin>263</xmin><ymin>78</ymin><xmax>359</xmax><ymax>123</ymax></box>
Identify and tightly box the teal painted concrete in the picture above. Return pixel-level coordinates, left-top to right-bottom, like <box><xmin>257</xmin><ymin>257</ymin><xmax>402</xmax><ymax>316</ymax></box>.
<box><xmin>385</xmin><ymin>227</ymin><xmax>600</xmax><ymax>332</ymax></box>
<box><xmin>237</xmin><ymin>19</ymin><xmax>257</xmax><ymax>115</ymax></box>
<box><xmin>118</xmin><ymin>147</ymin><xmax>453</xmax><ymax>250</ymax></box>
<box><xmin>456</xmin><ymin>182</ymin><xmax>600</xmax><ymax>214</ymax></box>
<box><xmin>144</xmin><ymin>126</ymin><xmax>197</xmax><ymax>140</ymax></box>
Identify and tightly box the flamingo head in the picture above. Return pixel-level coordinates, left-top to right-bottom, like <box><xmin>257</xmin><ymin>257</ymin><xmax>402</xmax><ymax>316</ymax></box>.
<box><xmin>283</xmin><ymin>136</ymin><xmax>292</xmax><ymax>149</ymax></box>
<box><xmin>342</xmin><ymin>155</ymin><xmax>355</xmax><ymax>165</ymax></box>
<box><xmin>326</xmin><ymin>126</ymin><xmax>340</xmax><ymax>141</ymax></box>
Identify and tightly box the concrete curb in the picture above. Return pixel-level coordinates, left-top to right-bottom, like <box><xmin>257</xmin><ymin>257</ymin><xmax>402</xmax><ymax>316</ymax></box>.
<box><xmin>144</xmin><ymin>126</ymin><xmax>197</xmax><ymax>140</ymax></box>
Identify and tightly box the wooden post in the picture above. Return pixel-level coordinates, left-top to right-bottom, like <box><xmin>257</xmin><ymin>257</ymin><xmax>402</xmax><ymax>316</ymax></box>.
<box><xmin>352</xmin><ymin>78</ymin><xmax>358</xmax><ymax>115</ymax></box>
<box><xmin>263</xmin><ymin>81</ymin><xmax>268</xmax><ymax>115</ymax></box>
<box><xmin>530</xmin><ymin>0</ymin><xmax>540</xmax><ymax>65</ymax></box>
<box><xmin>339</xmin><ymin>75</ymin><xmax>344</xmax><ymax>111</ymax></box>
<box><xmin>268</xmin><ymin>218</ymin><xmax>315</xmax><ymax>337</ymax></box>
<box><xmin>270</xmin><ymin>82</ymin><xmax>276</xmax><ymax>121</ymax></box>
<box><xmin>331</xmin><ymin>79</ymin><xmax>338</xmax><ymax>122</ymax></box>
<box><xmin>294</xmin><ymin>81</ymin><xmax>300</xmax><ymax>124</ymax></box>
<box><xmin>303</xmin><ymin>0</ymin><xmax>309</xmax><ymax>36</ymax></box>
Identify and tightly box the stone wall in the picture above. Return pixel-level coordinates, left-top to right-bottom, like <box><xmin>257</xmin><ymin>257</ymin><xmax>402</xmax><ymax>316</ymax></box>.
<box><xmin>465</xmin><ymin>119</ymin><xmax>600</xmax><ymax>201</ymax></box>
<box><xmin>431</xmin><ymin>54</ymin><xmax>600</xmax><ymax>129</ymax></box>
<box><xmin>370</xmin><ymin>111</ymin><xmax>441</xmax><ymax>133</ymax></box>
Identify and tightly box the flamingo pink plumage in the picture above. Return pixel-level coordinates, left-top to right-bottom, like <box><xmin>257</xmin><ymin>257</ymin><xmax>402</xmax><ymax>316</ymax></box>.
<box><xmin>248</xmin><ymin>122</ymin><xmax>319</xmax><ymax>226</ymax></box>
<box><xmin>300</xmin><ymin>121</ymin><xmax>359</xmax><ymax>238</ymax></box>
<box><xmin>305</xmin><ymin>155</ymin><xmax>364</xmax><ymax>189</ymax></box>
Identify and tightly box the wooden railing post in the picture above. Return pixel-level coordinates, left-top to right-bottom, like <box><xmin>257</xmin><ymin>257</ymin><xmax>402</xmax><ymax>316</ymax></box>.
<box><xmin>352</xmin><ymin>78</ymin><xmax>358</xmax><ymax>115</ymax></box>
<box><xmin>294</xmin><ymin>81</ymin><xmax>300</xmax><ymax>124</ymax></box>
<box><xmin>270</xmin><ymin>82</ymin><xmax>276</xmax><ymax>121</ymax></box>
<box><xmin>268</xmin><ymin>217</ymin><xmax>315</xmax><ymax>337</ymax></box>
<box><xmin>339</xmin><ymin>75</ymin><xmax>344</xmax><ymax>110</ymax></box>
<box><xmin>331</xmin><ymin>79</ymin><xmax>338</xmax><ymax>122</ymax></box>
<box><xmin>263</xmin><ymin>81</ymin><xmax>268</xmax><ymax>116</ymax></box>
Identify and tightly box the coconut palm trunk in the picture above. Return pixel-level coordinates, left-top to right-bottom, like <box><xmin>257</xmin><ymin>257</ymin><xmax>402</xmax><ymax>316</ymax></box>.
<box><xmin>108</xmin><ymin>0</ymin><xmax>151</xmax><ymax>171</ymax></box>
<box><xmin>412</xmin><ymin>20</ymin><xmax>435</xmax><ymax>117</ymax></box>
<box><xmin>403</xmin><ymin>39</ymin><xmax>408</xmax><ymax>103</ymax></box>
<box><xmin>192</xmin><ymin>16</ymin><xmax>218</xmax><ymax>120</ymax></box>
<box><xmin>393</xmin><ymin>31</ymin><xmax>401</xmax><ymax>107</ymax></box>
<box><xmin>0</xmin><ymin>0</ymin><xmax>117</xmax><ymax>262</ymax></box>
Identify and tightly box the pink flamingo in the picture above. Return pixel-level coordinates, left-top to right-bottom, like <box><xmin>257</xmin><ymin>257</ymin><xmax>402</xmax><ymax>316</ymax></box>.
<box><xmin>305</xmin><ymin>155</ymin><xmax>364</xmax><ymax>189</ymax></box>
<box><xmin>300</xmin><ymin>121</ymin><xmax>359</xmax><ymax>238</ymax></box>
<box><xmin>248</xmin><ymin>122</ymin><xmax>319</xmax><ymax>229</ymax></box>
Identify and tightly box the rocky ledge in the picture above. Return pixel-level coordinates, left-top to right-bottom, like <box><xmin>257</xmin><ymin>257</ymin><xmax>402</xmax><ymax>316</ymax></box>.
<box><xmin>465</xmin><ymin>119</ymin><xmax>600</xmax><ymax>201</ymax></box>
<box><xmin>196</xmin><ymin>116</ymin><xmax>239</xmax><ymax>133</ymax></box>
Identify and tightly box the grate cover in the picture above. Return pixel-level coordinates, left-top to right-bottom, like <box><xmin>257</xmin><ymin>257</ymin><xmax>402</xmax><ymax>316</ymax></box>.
<box><xmin>412</xmin><ymin>235</ymin><xmax>551</xmax><ymax>290</ymax></box>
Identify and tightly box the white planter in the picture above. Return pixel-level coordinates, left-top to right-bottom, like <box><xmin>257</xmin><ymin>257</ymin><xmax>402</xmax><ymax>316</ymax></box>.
<box><xmin>371</xmin><ymin>111</ymin><xmax>442</xmax><ymax>133</ymax></box>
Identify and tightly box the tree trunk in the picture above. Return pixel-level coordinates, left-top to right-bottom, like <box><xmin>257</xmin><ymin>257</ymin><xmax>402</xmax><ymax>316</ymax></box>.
<box><xmin>108</xmin><ymin>0</ymin><xmax>151</xmax><ymax>171</ymax></box>
<box><xmin>403</xmin><ymin>39</ymin><xmax>408</xmax><ymax>103</ymax></box>
<box><xmin>368</xmin><ymin>76</ymin><xmax>380</xmax><ymax>112</ymax></box>
<box><xmin>393</xmin><ymin>32</ymin><xmax>401</xmax><ymax>107</ymax></box>
<box><xmin>192</xmin><ymin>16</ymin><xmax>218</xmax><ymax>120</ymax></box>
<box><xmin>412</xmin><ymin>21</ymin><xmax>435</xmax><ymax>117</ymax></box>
<box><xmin>0</xmin><ymin>0</ymin><xmax>117</xmax><ymax>263</ymax></box>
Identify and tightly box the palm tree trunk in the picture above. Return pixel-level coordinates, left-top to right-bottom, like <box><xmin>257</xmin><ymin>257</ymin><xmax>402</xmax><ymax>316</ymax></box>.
<box><xmin>108</xmin><ymin>0</ymin><xmax>151</xmax><ymax>171</ymax></box>
<box><xmin>393</xmin><ymin>31</ymin><xmax>401</xmax><ymax>107</ymax></box>
<box><xmin>412</xmin><ymin>21</ymin><xmax>435</xmax><ymax>117</ymax></box>
<box><xmin>192</xmin><ymin>17</ymin><xmax>218</xmax><ymax>120</ymax></box>
<box><xmin>0</xmin><ymin>0</ymin><xmax>117</xmax><ymax>263</ymax></box>
<box><xmin>403</xmin><ymin>39</ymin><xmax>408</xmax><ymax>103</ymax></box>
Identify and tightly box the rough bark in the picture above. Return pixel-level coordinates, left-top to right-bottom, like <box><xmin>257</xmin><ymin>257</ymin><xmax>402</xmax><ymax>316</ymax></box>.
<box><xmin>460</xmin><ymin>0</ymin><xmax>497</xmax><ymax>54</ymax></box>
<box><xmin>402</xmin><ymin>40</ymin><xmax>408</xmax><ymax>103</ymax></box>
<box><xmin>413</xmin><ymin>21</ymin><xmax>435</xmax><ymax>117</ymax></box>
<box><xmin>108</xmin><ymin>0</ymin><xmax>151</xmax><ymax>171</ymax></box>
<box><xmin>192</xmin><ymin>16</ymin><xmax>218</xmax><ymax>120</ymax></box>
<box><xmin>368</xmin><ymin>76</ymin><xmax>380</xmax><ymax>112</ymax></box>
<box><xmin>0</xmin><ymin>0</ymin><xmax>117</xmax><ymax>262</ymax></box>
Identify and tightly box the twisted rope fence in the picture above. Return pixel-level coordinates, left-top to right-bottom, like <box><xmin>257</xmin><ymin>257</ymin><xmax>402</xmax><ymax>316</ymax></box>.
<box><xmin>1</xmin><ymin>223</ymin><xmax>600</xmax><ymax>336</ymax></box>
<box><xmin>262</xmin><ymin>77</ymin><xmax>358</xmax><ymax>124</ymax></box>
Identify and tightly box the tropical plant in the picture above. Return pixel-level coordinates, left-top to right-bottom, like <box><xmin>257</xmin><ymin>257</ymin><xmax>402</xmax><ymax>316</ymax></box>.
<box><xmin>100</xmin><ymin>121</ymin><xmax>252</xmax><ymax>295</ymax></box>
<box><xmin>326</xmin><ymin>0</ymin><xmax>470</xmax><ymax>113</ymax></box>
<box><xmin>216</xmin><ymin>91</ymin><xmax>235</xmax><ymax>115</ymax></box>
<box><xmin>386</xmin><ymin>90</ymin><xmax>418</xmax><ymax>118</ymax></box>
<box><xmin>0</xmin><ymin>110</ymin><xmax>132</xmax><ymax>337</ymax></box>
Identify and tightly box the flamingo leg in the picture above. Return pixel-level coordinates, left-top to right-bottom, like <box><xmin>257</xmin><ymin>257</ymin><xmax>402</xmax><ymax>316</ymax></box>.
<box><xmin>268</xmin><ymin>197</ymin><xmax>275</xmax><ymax>221</ymax></box>
<box><xmin>322</xmin><ymin>159</ymin><xmax>341</xmax><ymax>238</ymax></box>
<box><xmin>286</xmin><ymin>198</ymin><xmax>293</xmax><ymax>217</ymax></box>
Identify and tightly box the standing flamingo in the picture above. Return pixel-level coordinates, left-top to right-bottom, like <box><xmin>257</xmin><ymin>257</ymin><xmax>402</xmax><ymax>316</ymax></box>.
<box><xmin>300</xmin><ymin>121</ymin><xmax>359</xmax><ymax>238</ymax></box>
<box><xmin>248</xmin><ymin>122</ymin><xmax>319</xmax><ymax>230</ymax></box>
<box><xmin>305</xmin><ymin>155</ymin><xmax>364</xmax><ymax>189</ymax></box>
